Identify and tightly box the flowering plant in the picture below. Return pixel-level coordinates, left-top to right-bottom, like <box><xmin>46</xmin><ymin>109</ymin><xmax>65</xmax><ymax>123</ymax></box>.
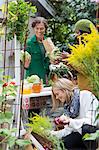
<box><xmin>68</xmin><ymin>26</ymin><xmax>99</xmax><ymax>98</ymax></box>
<box><xmin>2</xmin><ymin>81</ymin><xmax>17</xmax><ymax>96</ymax></box>
<box><xmin>27</xmin><ymin>113</ymin><xmax>65</xmax><ymax>150</ymax></box>
<box><xmin>0</xmin><ymin>77</ymin><xmax>32</xmax><ymax>148</ymax></box>
<box><xmin>0</xmin><ymin>80</ymin><xmax>17</xmax><ymax>104</ymax></box>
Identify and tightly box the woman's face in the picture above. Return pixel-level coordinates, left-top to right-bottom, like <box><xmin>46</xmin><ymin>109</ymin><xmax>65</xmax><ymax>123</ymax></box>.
<box><xmin>53</xmin><ymin>88</ymin><xmax>66</xmax><ymax>103</ymax></box>
<box><xmin>75</xmin><ymin>30</ymin><xmax>81</xmax><ymax>37</ymax></box>
<box><xmin>34</xmin><ymin>22</ymin><xmax>46</xmax><ymax>40</ymax></box>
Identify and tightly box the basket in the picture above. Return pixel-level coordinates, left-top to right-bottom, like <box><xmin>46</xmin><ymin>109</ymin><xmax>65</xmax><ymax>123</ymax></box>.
<box><xmin>29</xmin><ymin>96</ymin><xmax>51</xmax><ymax>109</ymax></box>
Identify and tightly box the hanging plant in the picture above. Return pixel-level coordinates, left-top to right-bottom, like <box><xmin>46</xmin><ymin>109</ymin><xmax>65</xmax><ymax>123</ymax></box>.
<box><xmin>7</xmin><ymin>0</ymin><xmax>37</xmax><ymax>43</ymax></box>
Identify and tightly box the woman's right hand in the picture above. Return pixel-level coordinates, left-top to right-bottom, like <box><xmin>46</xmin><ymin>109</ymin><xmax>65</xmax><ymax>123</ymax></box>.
<box><xmin>59</xmin><ymin>114</ymin><xmax>70</xmax><ymax>125</ymax></box>
<box><xmin>24</xmin><ymin>58</ymin><xmax>31</xmax><ymax>68</ymax></box>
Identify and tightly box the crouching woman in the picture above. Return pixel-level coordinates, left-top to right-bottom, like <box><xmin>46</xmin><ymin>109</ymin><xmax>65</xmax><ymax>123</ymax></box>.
<box><xmin>51</xmin><ymin>78</ymin><xmax>99</xmax><ymax>150</ymax></box>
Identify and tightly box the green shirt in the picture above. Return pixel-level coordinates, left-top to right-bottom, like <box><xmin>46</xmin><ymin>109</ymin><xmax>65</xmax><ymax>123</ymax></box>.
<box><xmin>25</xmin><ymin>35</ymin><xmax>50</xmax><ymax>84</ymax></box>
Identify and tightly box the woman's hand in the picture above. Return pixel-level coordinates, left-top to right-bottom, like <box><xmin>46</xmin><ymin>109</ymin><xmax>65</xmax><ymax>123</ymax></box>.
<box><xmin>20</xmin><ymin>50</ymin><xmax>31</xmax><ymax>68</ymax></box>
<box><xmin>24</xmin><ymin>58</ymin><xmax>31</xmax><ymax>68</ymax></box>
<box><xmin>59</xmin><ymin>114</ymin><xmax>70</xmax><ymax>125</ymax></box>
<box><xmin>62</xmin><ymin>52</ymin><xmax>70</xmax><ymax>59</ymax></box>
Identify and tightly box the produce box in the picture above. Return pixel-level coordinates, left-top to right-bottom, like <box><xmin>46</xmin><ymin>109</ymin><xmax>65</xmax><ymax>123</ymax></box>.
<box><xmin>29</xmin><ymin>96</ymin><xmax>50</xmax><ymax>109</ymax></box>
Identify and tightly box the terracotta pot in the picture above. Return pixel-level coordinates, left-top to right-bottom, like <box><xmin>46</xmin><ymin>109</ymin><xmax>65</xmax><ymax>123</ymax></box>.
<box><xmin>32</xmin><ymin>83</ymin><xmax>42</xmax><ymax>93</ymax></box>
<box><xmin>77</xmin><ymin>74</ymin><xmax>92</xmax><ymax>91</ymax></box>
<box><xmin>25</xmin><ymin>145</ymin><xmax>34</xmax><ymax>150</ymax></box>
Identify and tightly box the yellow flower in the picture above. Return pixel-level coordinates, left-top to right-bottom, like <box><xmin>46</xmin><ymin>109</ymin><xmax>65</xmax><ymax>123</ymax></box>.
<box><xmin>68</xmin><ymin>26</ymin><xmax>99</xmax><ymax>76</ymax></box>
<box><xmin>68</xmin><ymin>26</ymin><xmax>99</xmax><ymax>97</ymax></box>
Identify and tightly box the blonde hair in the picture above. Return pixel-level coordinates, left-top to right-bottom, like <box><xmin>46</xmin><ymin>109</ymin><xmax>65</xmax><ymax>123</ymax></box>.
<box><xmin>52</xmin><ymin>78</ymin><xmax>76</xmax><ymax>111</ymax></box>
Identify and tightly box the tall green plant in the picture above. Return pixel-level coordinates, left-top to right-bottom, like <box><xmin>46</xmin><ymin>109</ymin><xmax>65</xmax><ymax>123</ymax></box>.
<box><xmin>0</xmin><ymin>0</ymin><xmax>37</xmax><ymax>148</ymax></box>
<box><xmin>7</xmin><ymin>0</ymin><xmax>37</xmax><ymax>43</ymax></box>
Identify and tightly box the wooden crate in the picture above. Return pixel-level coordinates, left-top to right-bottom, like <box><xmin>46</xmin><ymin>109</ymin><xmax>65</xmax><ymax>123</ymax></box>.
<box><xmin>29</xmin><ymin>96</ymin><xmax>51</xmax><ymax>109</ymax></box>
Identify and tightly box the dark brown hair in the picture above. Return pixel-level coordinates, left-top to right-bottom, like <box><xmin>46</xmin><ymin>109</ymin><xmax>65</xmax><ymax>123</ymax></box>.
<box><xmin>32</xmin><ymin>17</ymin><xmax>48</xmax><ymax>30</ymax></box>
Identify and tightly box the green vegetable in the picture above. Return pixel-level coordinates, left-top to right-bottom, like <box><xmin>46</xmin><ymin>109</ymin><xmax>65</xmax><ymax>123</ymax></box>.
<box><xmin>27</xmin><ymin>75</ymin><xmax>40</xmax><ymax>84</ymax></box>
<box><xmin>50</xmin><ymin>47</ymin><xmax>62</xmax><ymax>61</ymax></box>
<box><xmin>20</xmin><ymin>50</ymin><xmax>31</xmax><ymax>63</ymax></box>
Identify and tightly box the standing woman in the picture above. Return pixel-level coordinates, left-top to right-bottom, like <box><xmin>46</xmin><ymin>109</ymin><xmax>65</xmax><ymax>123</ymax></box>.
<box><xmin>51</xmin><ymin>78</ymin><xmax>99</xmax><ymax>150</ymax></box>
<box><xmin>24</xmin><ymin>17</ymin><xmax>50</xmax><ymax>84</ymax></box>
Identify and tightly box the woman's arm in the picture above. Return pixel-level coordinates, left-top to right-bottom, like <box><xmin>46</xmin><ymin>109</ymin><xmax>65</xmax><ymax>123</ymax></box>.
<box><xmin>24</xmin><ymin>40</ymin><xmax>31</xmax><ymax>68</ymax></box>
<box><xmin>50</xmin><ymin>126</ymin><xmax>73</xmax><ymax>139</ymax></box>
<box><xmin>66</xmin><ymin>94</ymin><xmax>98</xmax><ymax>130</ymax></box>
<box><xmin>60</xmin><ymin>92</ymin><xmax>98</xmax><ymax>130</ymax></box>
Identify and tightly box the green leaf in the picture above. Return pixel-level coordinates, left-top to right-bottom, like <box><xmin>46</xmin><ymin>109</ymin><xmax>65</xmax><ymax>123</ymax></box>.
<box><xmin>0</xmin><ymin>129</ymin><xmax>11</xmax><ymax>136</ymax></box>
<box><xmin>10</xmin><ymin>128</ymin><xmax>17</xmax><ymax>133</ymax></box>
<box><xmin>5</xmin><ymin>111</ymin><xmax>13</xmax><ymax>118</ymax></box>
<box><xmin>7</xmin><ymin>136</ymin><xmax>16</xmax><ymax>148</ymax></box>
<box><xmin>16</xmin><ymin>139</ymin><xmax>31</xmax><ymax>147</ymax></box>
<box><xmin>0</xmin><ymin>80</ymin><xmax>4</xmax><ymax>84</ymax></box>
<box><xmin>0</xmin><ymin>111</ymin><xmax>13</xmax><ymax>124</ymax></box>
<box><xmin>83</xmin><ymin>133</ymin><xmax>90</xmax><ymax>140</ymax></box>
<box><xmin>83</xmin><ymin>130</ymin><xmax>99</xmax><ymax>141</ymax></box>
<box><xmin>3</xmin><ymin>75</ymin><xmax>11</xmax><ymax>80</ymax></box>
<box><xmin>0</xmin><ymin>95</ymin><xmax>5</xmax><ymax>103</ymax></box>
<box><xmin>95</xmin><ymin>114</ymin><xmax>99</xmax><ymax>123</ymax></box>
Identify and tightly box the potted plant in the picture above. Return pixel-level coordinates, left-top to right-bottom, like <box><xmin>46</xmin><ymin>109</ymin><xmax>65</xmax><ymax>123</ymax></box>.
<box><xmin>26</xmin><ymin>113</ymin><xmax>65</xmax><ymax>150</ymax></box>
<box><xmin>49</xmin><ymin>62</ymin><xmax>73</xmax><ymax>82</ymax></box>
<box><xmin>67</xmin><ymin>25</ymin><xmax>99</xmax><ymax>98</ymax></box>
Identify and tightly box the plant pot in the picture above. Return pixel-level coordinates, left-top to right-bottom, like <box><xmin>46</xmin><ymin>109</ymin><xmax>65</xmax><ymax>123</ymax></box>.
<box><xmin>77</xmin><ymin>73</ymin><xmax>92</xmax><ymax>91</ymax></box>
<box><xmin>20</xmin><ymin>88</ymin><xmax>32</xmax><ymax>94</ymax></box>
<box><xmin>32</xmin><ymin>83</ymin><xmax>42</xmax><ymax>93</ymax></box>
<box><xmin>25</xmin><ymin>145</ymin><xmax>34</xmax><ymax>150</ymax></box>
<box><xmin>32</xmin><ymin>132</ymin><xmax>53</xmax><ymax>150</ymax></box>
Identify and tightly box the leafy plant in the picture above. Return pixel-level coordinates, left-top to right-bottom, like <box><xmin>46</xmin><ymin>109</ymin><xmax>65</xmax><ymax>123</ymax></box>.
<box><xmin>0</xmin><ymin>128</ymin><xmax>31</xmax><ymax>148</ymax></box>
<box><xmin>83</xmin><ymin>105</ymin><xmax>99</xmax><ymax>141</ymax></box>
<box><xmin>0</xmin><ymin>111</ymin><xmax>13</xmax><ymax>124</ymax></box>
<box><xmin>49</xmin><ymin>62</ymin><xmax>72</xmax><ymax>82</ymax></box>
<box><xmin>83</xmin><ymin>130</ymin><xmax>99</xmax><ymax>140</ymax></box>
<box><xmin>27</xmin><ymin>113</ymin><xmax>53</xmax><ymax>136</ymax></box>
<box><xmin>27</xmin><ymin>113</ymin><xmax>65</xmax><ymax>150</ymax></box>
<box><xmin>7</xmin><ymin>0</ymin><xmax>37</xmax><ymax>43</ymax></box>
<box><xmin>0</xmin><ymin>0</ymin><xmax>37</xmax><ymax>149</ymax></box>
<box><xmin>48</xmin><ymin>0</ymin><xmax>96</xmax><ymax>50</ymax></box>
<box><xmin>0</xmin><ymin>78</ymin><xmax>31</xmax><ymax>148</ymax></box>
<box><xmin>0</xmin><ymin>80</ymin><xmax>17</xmax><ymax>104</ymax></box>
